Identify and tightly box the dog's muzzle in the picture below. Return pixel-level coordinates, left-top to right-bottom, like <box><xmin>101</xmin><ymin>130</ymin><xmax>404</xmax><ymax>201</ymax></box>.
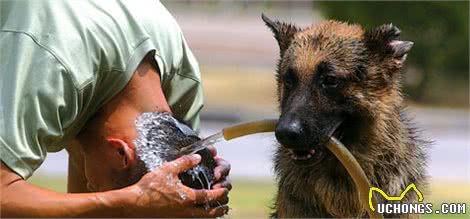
<box><xmin>275</xmin><ymin>115</ymin><xmax>343</xmax><ymax>164</ymax></box>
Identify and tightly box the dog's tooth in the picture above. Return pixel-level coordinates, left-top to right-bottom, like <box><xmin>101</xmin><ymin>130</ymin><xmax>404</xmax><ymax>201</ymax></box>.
<box><xmin>309</xmin><ymin>149</ymin><xmax>315</xmax><ymax>155</ymax></box>
<box><xmin>306</xmin><ymin>154</ymin><xmax>312</xmax><ymax>159</ymax></box>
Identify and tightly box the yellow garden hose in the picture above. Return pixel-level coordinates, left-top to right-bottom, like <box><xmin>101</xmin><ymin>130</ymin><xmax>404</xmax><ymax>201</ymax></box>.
<box><xmin>222</xmin><ymin>119</ymin><xmax>278</xmax><ymax>140</ymax></box>
<box><xmin>326</xmin><ymin>137</ymin><xmax>383</xmax><ymax>218</ymax></box>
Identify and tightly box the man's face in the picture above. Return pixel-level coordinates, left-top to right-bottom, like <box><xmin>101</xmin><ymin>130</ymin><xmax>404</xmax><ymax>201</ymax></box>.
<box><xmin>81</xmin><ymin>140</ymin><xmax>122</xmax><ymax>192</ymax></box>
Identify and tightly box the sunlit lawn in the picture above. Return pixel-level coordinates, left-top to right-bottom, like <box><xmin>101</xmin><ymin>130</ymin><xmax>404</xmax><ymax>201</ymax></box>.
<box><xmin>28</xmin><ymin>175</ymin><xmax>468</xmax><ymax>218</ymax></box>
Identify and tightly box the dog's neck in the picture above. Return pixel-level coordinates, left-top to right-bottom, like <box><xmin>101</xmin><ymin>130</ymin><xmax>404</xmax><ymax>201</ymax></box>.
<box><xmin>355</xmin><ymin>102</ymin><xmax>413</xmax><ymax>164</ymax></box>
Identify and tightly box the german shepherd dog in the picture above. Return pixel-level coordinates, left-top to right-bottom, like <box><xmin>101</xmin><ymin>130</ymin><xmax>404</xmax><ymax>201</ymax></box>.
<box><xmin>262</xmin><ymin>14</ymin><xmax>427</xmax><ymax>218</ymax></box>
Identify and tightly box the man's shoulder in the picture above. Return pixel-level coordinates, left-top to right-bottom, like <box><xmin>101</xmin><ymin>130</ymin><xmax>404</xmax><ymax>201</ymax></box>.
<box><xmin>1</xmin><ymin>0</ymin><xmax>171</xmax><ymax>86</ymax></box>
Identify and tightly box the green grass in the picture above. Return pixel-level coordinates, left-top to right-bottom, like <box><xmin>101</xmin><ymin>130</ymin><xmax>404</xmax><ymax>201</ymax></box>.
<box><xmin>28</xmin><ymin>175</ymin><xmax>469</xmax><ymax>218</ymax></box>
<box><xmin>229</xmin><ymin>179</ymin><xmax>276</xmax><ymax>218</ymax></box>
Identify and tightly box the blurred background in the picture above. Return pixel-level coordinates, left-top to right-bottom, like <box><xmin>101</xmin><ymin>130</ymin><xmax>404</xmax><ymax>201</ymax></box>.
<box><xmin>30</xmin><ymin>1</ymin><xmax>469</xmax><ymax>218</ymax></box>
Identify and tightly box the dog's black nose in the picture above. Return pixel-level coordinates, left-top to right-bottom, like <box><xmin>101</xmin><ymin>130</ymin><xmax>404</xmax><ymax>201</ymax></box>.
<box><xmin>275</xmin><ymin>116</ymin><xmax>305</xmax><ymax>149</ymax></box>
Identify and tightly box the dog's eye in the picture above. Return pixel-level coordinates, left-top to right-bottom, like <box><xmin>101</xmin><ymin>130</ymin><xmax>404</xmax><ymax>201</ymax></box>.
<box><xmin>283</xmin><ymin>69</ymin><xmax>297</xmax><ymax>89</ymax></box>
<box><xmin>321</xmin><ymin>75</ymin><xmax>339</xmax><ymax>88</ymax></box>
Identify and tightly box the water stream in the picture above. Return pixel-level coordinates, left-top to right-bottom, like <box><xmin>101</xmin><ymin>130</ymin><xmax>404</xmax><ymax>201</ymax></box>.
<box><xmin>179</xmin><ymin>132</ymin><xmax>225</xmax><ymax>155</ymax></box>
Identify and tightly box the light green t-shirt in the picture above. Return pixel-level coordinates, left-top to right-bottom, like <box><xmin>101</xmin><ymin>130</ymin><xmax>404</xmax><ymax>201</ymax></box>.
<box><xmin>0</xmin><ymin>0</ymin><xmax>204</xmax><ymax>179</ymax></box>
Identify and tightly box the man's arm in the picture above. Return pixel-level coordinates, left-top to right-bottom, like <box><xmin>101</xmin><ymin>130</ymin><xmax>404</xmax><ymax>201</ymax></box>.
<box><xmin>1</xmin><ymin>162</ymin><xmax>125</xmax><ymax>217</ymax></box>
<box><xmin>1</xmin><ymin>155</ymin><xmax>228</xmax><ymax>217</ymax></box>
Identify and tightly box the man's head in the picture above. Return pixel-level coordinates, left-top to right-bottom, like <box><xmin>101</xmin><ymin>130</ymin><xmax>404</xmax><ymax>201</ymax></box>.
<box><xmin>262</xmin><ymin>15</ymin><xmax>413</xmax><ymax>165</ymax></box>
<box><xmin>78</xmin><ymin>111</ymin><xmax>215</xmax><ymax>192</ymax></box>
<box><xmin>76</xmin><ymin>111</ymin><xmax>140</xmax><ymax>192</ymax></box>
<box><xmin>75</xmin><ymin>54</ymin><xmax>172</xmax><ymax>191</ymax></box>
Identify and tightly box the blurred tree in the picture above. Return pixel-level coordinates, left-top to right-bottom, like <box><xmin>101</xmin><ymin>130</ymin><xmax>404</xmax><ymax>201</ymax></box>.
<box><xmin>317</xmin><ymin>1</ymin><xmax>469</xmax><ymax>106</ymax></box>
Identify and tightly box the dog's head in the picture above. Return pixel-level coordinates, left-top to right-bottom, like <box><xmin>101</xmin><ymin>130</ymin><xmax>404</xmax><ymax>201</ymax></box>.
<box><xmin>263</xmin><ymin>15</ymin><xmax>413</xmax><ymax>165</ymax></box>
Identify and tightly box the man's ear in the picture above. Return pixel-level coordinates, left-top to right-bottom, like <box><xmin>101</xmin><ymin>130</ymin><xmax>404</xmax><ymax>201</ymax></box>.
<box><xmin>262</xmin><ymin>13</ymin><xmax>300</xmax><ymax>56</ymax></box>
<box><xmin>107</xmin><ymin>138</ymin><xmax>136</xmax><ymax>169</ymax></box>
<box><xmin>365</xmin><ymin>23</ymin><xmax>414</xmax><ymax>65</ymax></box>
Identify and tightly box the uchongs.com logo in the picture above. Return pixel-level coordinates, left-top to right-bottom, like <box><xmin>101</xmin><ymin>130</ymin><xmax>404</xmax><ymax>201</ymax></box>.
<box><xmin>369</xmin><ymin>183</ymin><xmax>467</xmax><ymax>215</ymax></box>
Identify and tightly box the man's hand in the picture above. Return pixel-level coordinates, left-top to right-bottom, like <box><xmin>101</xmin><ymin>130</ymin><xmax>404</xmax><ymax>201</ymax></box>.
<box><xmin>206</xmin><ymin>145</ymin><xmax>232</xmax><ymax>207</ymax></box>
<box><xmin>124</xmin><ymin>154</ymin><xmax>229</xmax><ymax>217</ymax></box>
<box><xmin>207</xmin><ymin>146</ymin><xmax>232</xmax><ymax>191</ymax></box>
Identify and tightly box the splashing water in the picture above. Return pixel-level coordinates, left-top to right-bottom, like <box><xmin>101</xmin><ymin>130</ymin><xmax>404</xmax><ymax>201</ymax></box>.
<box><xmin>165</xmin><ymin>174</ymin><xmax>188</xmax><ymax>200</ymax></box>
<box><xmin>133</xmin><ymin>112</ymin><xmax>216</xmax><ymax>196</ymax></box>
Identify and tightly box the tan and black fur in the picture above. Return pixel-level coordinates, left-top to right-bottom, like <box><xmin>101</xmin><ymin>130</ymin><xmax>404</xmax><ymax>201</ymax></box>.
<box><xmin>262</xmin><ymin>14</ymin><xmax>427</xmax><ymax>218</ymax></box>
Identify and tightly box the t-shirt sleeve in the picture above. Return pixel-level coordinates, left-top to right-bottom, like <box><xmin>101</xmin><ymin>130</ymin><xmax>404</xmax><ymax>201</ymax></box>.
<box><xmin>0</xmin><ymin>32</ymin><xmax>79</xmax><ymax>179</ymax></box>
<box><xmin>161</xmin><ymin>35</ymin><xmax>204</xmax><ymax>132</ymax></box>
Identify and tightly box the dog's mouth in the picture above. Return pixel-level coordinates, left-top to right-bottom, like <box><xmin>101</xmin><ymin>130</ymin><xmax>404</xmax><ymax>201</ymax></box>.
<box><xmin>287</xmin><ymin>120</ymin><xmax>344</xmax><ymax>166</ymax></box>
<box><xmin>288</xmin><ymin>149</ymin><xmax>316</xmax><ymax>160</ymax></box>
<box><xmin>287</xmin><ymin>148</ymin><xmax>321</xmax><ymax>165</ymax></box>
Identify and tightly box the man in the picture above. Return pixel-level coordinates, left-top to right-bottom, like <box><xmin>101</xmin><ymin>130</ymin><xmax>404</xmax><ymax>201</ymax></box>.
<box><xmin>0</xmin><ymin>1</ymin><xmax>231</xmax><ymax>217</ymax></box>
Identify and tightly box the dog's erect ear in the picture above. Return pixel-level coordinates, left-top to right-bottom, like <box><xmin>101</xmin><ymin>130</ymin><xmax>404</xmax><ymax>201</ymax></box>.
<box><xmin>365</xmin><ymin>23</ymin><xmax>413</xmax><ymax>65</ymax></box>
<box><xmin>262</xmin><ymin>13</ymin><xmax>299</xmax><ymax>56</ymax></box>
